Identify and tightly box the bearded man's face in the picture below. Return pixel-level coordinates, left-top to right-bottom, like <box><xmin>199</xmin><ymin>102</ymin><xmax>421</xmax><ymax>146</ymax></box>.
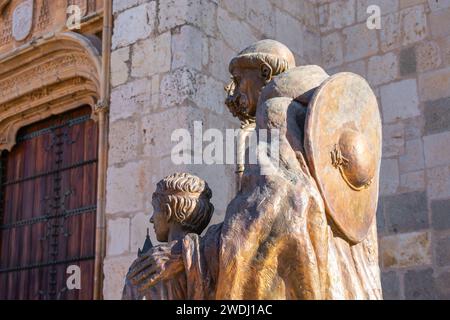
<box><xmin>225</xmin><ymin>66</ymin><xmax>267</xmax><ymax>123</ymax></box>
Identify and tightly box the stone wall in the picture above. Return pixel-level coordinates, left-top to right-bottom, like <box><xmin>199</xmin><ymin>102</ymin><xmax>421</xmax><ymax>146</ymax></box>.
<box><xmin>104</xmin><ymin>0</ymin><xmax>317</xmax><ymax>299</ymax></box>
<box><xmin>316</xmin><ymin>0</ymin><xmax>450</xmax><ymax>299</ymax></box>
<box><xmin>104</xmin><ymin>0</ymin><xmax>450</xmax><ymax>300</ymax></box>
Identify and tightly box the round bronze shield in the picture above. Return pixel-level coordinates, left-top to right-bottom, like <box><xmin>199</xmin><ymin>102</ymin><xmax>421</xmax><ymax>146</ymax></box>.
<box><xmin>305</xmin><ymin>72</ymin><xmax>382</xmax><ymax>244</ymax></box>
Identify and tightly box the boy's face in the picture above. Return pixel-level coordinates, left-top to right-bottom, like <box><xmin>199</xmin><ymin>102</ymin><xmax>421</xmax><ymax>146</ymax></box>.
<box><xmin>150</xmin><ymin>199</ymin><xmax>170</xmax><ymax>242</ymax></box>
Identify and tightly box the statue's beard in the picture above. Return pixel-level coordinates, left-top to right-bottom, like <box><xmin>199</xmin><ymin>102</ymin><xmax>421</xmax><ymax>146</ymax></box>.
<box><xmin>225</xmin><ymin>91</ymin><xmax>255</xmax><ymax>125</ymax></box>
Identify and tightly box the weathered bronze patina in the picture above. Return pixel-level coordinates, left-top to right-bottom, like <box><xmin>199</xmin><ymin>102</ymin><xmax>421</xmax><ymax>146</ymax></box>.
<box><xmin>124</xmin><ymin>39</ymin><xmax>383</xmax><ymax>300</ymax></box>
<box><xmin>305</xmin><ymin>72</ymin><xmax>382</xmax><ymax>244</ymax></box>
<box><xmin>0</xmin><ymin>0</ymin><xmax>10</xmax><ymax>13</ymax></box>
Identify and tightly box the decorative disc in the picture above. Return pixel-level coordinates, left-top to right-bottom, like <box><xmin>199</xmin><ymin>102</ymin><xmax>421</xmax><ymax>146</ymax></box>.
<box><xmin>305</xmin><ymin>72</ymin><xmax>382</xmax><ymax>244</ymax></box>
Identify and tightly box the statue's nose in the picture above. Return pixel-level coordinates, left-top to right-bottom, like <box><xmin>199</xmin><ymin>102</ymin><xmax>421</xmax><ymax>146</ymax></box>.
<box><xmin>150</xmin><ymin>216</ymin><xmax>154</xmax><ymax>224</ymax></box>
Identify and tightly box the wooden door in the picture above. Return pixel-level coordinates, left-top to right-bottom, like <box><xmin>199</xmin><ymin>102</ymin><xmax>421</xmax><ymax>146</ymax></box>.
<box><xmin>0</xmin><ymin>106</ymin><xmax>98</xmax><ymax>300</ymax></box>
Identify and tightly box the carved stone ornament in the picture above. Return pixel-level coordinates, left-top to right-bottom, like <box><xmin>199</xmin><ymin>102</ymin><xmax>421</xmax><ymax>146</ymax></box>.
<box><xmin>12</xmin><ymin>0</ymin><xmax>33</xmax><ymax>41</ymax></box>
<box><xmin>0</xmin><ymin>31</ymin><xmax>101</xmax><ymax>151</ymax></box>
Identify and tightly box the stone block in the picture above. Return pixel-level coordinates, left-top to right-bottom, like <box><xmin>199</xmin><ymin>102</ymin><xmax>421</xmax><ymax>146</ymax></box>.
<box><xmin>209</xmin><ymin>39</ymin><xmax>237</xmax><ymax>83</ymax></box>
<box><xmin>424</xmin><ymin>131</ymin><xmax>450</xmax><ymax>168</ymax></box>
<box><xmin>346</xmin><ymin>59</ymin><xmax>366</xmax><ymax>79</ymax></box>
<box><xmin>113</xmin><ymin>0</ymin><xmax>146</xmax><ymax>14</ymax></box>
<box><xmin>108</xmin><ymin>119</ymin><xmax>139</xmax><ymax>165</ymax></box>
<box><xmin>380</xmin><ymin>5</ymin><xmax>427</xmax><ymax>52</ymax></box>
<box><xmin>272</xmin><ymin>0</ymin><xmax>317</xmax><ymax>28</ymax></box>
<box><xmin>402</xmin><ymin>5</ymin><xmax>427</xmax><ymax>45</ymax></box>
<box><xmin>429</xmin><ymin>7</ymin><xmax>450</xmax><ymax>38</ymax></box>
<box><xmin>106</xmin><ymin>161</ymin><xmax>147</xmax><ymax>214</ymax></box>
<box><xmin>381</xmin><ymin>271</ymin><xmax>401</xmax><ymax>300</ymax></box>
<box><xmin>275</xmin><ymin>8</ymin><xmax>304</xmax><ymax>57</ymax></box>
<box><xmin>427</xmin><ymin>165</ymin><xmax>450</xmax><ymax>200</ymax></box>
<box><xmin>438</xmin><ymin>36</ymin><xmax>450</xmax><ymax>67</ymax></box>
<box><xmin>380</xmin><ymin>12</ymin><xmax>401</xmax><ymax>52</ymax></box>
<box><xmin>404</xmin><ymin>268</ymin><xmax>437</xmax><ymax>299</ymax></box>
<box><xmin>318</xmin><ymin>0</ymin><xmax>356</xmax><ymax>33</ymax></box>
<box><xmin>400</xmin><ymin>0</ymin><xmax>426</xmax><ymax>9</ymax></box>
<box><xmin>111</xmin><ymin>47</ymin><xmax>130</xmax><ymax>87</ymax></box>
<box><xmin>218</xmin><ymin>0</ymin><xmax>245</xmax><ymax>19</ymax></box>
<box><xmin>112</xmin><ymin>2</ymin><xmax>155</xmax><ymax>49</ymax></box>
<box><xmin>431</xmin><ymin>199</ymin><xmax>450</xmax><ymax>230</ymax></box>
<box><xmin>368</xmin><ymin>52</ymin><xmax>398</xmax><ymax>86</ymax></box>
<box><xmin>399</xmin><ymin>139</ymin><xmax>424</xmax><ymax>173</ymax></box>
<box><xmin>157</xmin><ymin>0</ymin><xmax>195</xmax><ymax>33</ymax></box>
<box><xmin>376</xmin><ymin>196</ymin><xmax>386</xmax><ymax>233</ymax></box>
<box><xmin>380</xmin><ymin>159</ymin><xmax>399</xmax><ymax>196</ymax></box>
<box><xmin>110</xmin><ymin>79</ymin><xmax>150</xmax><ymax>122</ymax></box>
<box><xmin>399</xmin><ymin>46</ymin><xmax>417</xmax><ymax>76</ymax></box>
<box><xmin>403</xmin><ymin>116</ymin><xmax>424</xmax><ymax>140</ymax></box>
<box><xmin>159</xmin><ymin>67</ymin><xmax>225</xmax><ymax>115</ymax></box>
<box><xmin>141</xmin><ymin>107</ymin><xmax>206</xmax><ymax>158</ymax></box>
<box><xmin>172</xmin><ymin>25</ymin><xmax>208</xmax><ymax>72</ymax></box>
<box><xmin>297</xmin><ymin>1</ymin><xmax>318</xmax><ymax>28</ymax></box>
<box><xmin>416</xmin><ymin>41</ymin><xmax>442</xmax><ymax>72</ymax></box>
<box><xmin>321</xmin><ymin>32</ymin><xmax>343</xmax><ymax>69</ymax></box>
<box><xmin>436</xmin><ymin>235</ymin><xmax>450</xmax><ymax>267</ymax></box>
<box><xmin>382</xmin><ymin>122</ymin><xmax>405</xmax><ymax>158</ymax></box>
<box><xmin>380</xmin><ymin>231</ymin><xmax>431</xmax><ymax>268</ymax></box>
<box><xmin>193</xmin><ymin>75</ymin><xmax>227</xmax><ymax>114</ymax></box>
<box><xmin>217</xmin><ymin>7</ymin><xmax>258</xmax><ymax>52</ymax></box>
<box><xmin>428</xmin><ymin>0</ymin><xmax>450</xmax><ymax>11</ymax></box>
<box><xmin>399</xmin><ymin>170</ymin><xmax>425</xmax><ymax>193</ymax></box>
<box><xmin>131</xmin><ymin>32</ymin><xmax>171</xmax><ymax>78</ymax></box>
<box><xmin>418</xmin><ymin>67</ymin><xmax>450</xmax><ymax>102</ymax></box>
<box><xmin>102</xmin><ymin>255</ymin><xmax>136</xmax><ymax>300</ymax></box>
<box><xmin>245</xmin><ymin>0</ymin><xmax>275</xmax><ymax>38</ymax></box>
<box><xmin>435</xmin><ymin>271</ymin><xmax>450</xmax><ymax>299</ymax></box>
<box><xmin>150</xmin><ymin>75</ymin><xmax>160</xmax><ymax>106</ymax></box>
<box><xmin>158</xmin><ymin>0</ymin><xmax>216</xmax><ymax>36</ymax></box>
<box><xmin>303</xmin><ymin>29</ymin><xmax>322</xmax><ymax>66</ymax></box>
<box><xmin>356</xmin><ymin>0</ymin><xmax>399</xmax><ymax>22</ymax></box>
<box><xmin>159</xmin><ymin>67</ymin><xmax>199</xmax><ymax>108</ymax></box>
<box><xmin>424</xmin><ymin>96</ymin><xmax>450</xmax><ymax>135</ymax></box>
<box><xmin>342</xmin><ymin>22</ymin><xmax>379</xmax><ymax>63</ymax></box>
<box><xmin>380</xmin><ymin>79</ymin><xmax>420</xmax><ymax>123</ymax></box>
<box><xmin>384</xmin><ymin>191</ymin><xmax>428</xmax><ymax>233</ymax></box>
<box><xmin>107</xmin><ymin>217</ymin><xmax>130</xmax><ymax>256</ymax></box>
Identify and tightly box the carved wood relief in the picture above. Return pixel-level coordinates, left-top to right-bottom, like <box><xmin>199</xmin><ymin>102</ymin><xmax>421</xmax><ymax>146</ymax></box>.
<box><xmin>0</xmin><ymin>31</ymin><xmax>101</xmax><ymax>151</ymax></box>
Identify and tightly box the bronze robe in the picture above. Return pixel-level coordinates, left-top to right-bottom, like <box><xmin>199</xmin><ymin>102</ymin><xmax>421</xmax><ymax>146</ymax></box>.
<box><xmin>206</xmin><ymin>97</ymin><xmax>382</xmax><ymax>299</ymax></box>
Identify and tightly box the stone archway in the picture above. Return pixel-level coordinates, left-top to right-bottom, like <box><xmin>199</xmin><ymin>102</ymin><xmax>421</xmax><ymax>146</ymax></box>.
<box><xmin>0</xmin><ymin>31</ymin><xmax>102</xmax><ymax>151</ymax></box>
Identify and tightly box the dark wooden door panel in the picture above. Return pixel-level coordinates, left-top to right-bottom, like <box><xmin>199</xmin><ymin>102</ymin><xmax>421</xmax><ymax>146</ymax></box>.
<box><xmin>0</xmin><ymin>106</ymin><xmax>98</xmax><ymax>300</ymax></box>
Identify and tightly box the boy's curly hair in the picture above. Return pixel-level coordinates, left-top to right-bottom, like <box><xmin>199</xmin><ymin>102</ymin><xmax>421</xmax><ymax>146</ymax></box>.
<box><xmin>152</xmin><ymin>173</ymin><xmax>214</xmax><ymax>234</ymax></box>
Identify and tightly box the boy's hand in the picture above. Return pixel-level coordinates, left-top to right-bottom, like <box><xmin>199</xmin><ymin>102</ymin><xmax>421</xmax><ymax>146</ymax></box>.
<box><xmin>127</xmin><ymin>240</ymin><xmax>183</xmax><ymax>293</ymax></box>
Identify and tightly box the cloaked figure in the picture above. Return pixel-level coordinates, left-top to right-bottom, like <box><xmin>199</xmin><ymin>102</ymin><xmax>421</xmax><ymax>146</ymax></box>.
<box><xmin>127</xmin><ymin>40</ymin><xmax>383</xmax><ymax>300</ymax></box>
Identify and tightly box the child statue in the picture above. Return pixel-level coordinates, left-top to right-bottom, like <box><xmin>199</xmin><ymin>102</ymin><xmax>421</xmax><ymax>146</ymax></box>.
<box><xmin>122</xmin><ymin>172</ymin><xmax>214</xmax><ymax>300</ymax></box>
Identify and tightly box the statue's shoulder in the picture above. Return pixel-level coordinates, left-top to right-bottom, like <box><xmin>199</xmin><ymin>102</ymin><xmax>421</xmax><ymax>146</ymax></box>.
<box><xmin>260</xmin><ymin>65</ymin><xmax>329</xmax><ymax>105</ymax></box>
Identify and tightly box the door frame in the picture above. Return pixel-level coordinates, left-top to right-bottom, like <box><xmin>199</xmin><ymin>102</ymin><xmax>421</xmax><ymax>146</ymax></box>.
<box><xmin>0</xmin><ymin>31</ymin><xmax>108</xmax><ymax>299</ymax></box>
